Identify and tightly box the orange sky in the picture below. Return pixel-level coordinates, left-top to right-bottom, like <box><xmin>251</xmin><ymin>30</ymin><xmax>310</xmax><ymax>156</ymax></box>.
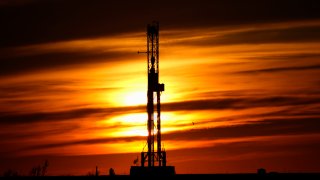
<box><xmin>1</xmin><ymin>0</ymin><xmax>320</xmax><ymax>176</ymax></box>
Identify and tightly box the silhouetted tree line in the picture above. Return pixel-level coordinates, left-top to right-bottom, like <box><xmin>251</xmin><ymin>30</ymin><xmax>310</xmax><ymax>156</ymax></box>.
<box><xmin>2</xmin><ymin>159</ymin><xmax>49</xmax><ymax>177</ymax></box>
<box><xmin>3</xmin><ymin>161</ymin><xmax>119</xmax><ymax>177</ymax></box>
<box><xmin>3</xmin><ymin>169</ymin><xmax>19</xmax><ymax>177</ymax></box>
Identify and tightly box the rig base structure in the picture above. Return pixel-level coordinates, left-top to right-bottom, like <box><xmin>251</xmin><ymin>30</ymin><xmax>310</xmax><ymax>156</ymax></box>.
<box><xmin>130</xmin><ymin>166</ymin><xmax>175</xmax><ymax>177</ymax></box>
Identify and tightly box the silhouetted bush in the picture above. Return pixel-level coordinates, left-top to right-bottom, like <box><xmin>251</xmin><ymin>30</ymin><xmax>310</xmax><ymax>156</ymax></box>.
<box><xmin>30</xmin><ymin>160</ymin><xmax>49</xmax><ymax>176</ymax></box>
<box><xmin>257</xmin><ymin>168</ymin><xmax>266</xmax><ymax>175</ymax></box>
<box><xmin>86</xmin><ymin>171</ymin><xmax>95</xmax><ymax>176</ymax></box>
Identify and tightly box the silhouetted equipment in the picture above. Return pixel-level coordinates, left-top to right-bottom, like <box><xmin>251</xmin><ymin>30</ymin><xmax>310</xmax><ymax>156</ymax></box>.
<box><xmin>133</xmin><ymin>156</ymin><xmax>139</xmax><ymax>166</ymax></box>
<box><xmin>95</xmin><ymin>166</ymin><xmax>99</xmax><ymax>176</ymax></box>
<box><xmin>109</xmin><ymin>168</ymin><xmax>115</xmax><ymax>176</ymax></box>
<box><xmin>130</xmin><ymin>21</ymin><xmax>175</xmax><ymax>176</ymax></box>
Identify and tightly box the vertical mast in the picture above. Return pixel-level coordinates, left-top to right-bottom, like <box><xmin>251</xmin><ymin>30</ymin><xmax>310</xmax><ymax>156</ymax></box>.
<box><xmin>146</xmin><ymin>21</ymin><xmax>164</xmax><ymax>167</ymax></box>
<box><xmin>131</xmin><ymin>21</ymin><xmax>175</xmax><ymax>176</ymax></box>
<box><xmin>146</xmin><ymin>21</ymin><xmax>155</xmax><ymax>167</ymax></box>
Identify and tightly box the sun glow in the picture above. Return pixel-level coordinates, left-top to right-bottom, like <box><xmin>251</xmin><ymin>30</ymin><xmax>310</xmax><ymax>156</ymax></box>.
<box><xmin>122</xmin><ymin>91</ymin><xmax>146</xmax><ymax>106</ymax></box>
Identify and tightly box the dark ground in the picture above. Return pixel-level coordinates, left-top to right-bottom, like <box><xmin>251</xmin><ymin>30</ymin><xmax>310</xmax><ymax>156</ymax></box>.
<box><xmin>2</xmin><ymin>173</ymin><xmax>320</xmax><ymax>179</ymax></box>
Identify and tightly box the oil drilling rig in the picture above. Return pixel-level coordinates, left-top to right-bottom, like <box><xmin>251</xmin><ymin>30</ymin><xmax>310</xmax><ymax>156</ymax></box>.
<box><xmin>130</xmin><ymin>21</ymin><xmax>175</xmax><ymax>176</ymax></box>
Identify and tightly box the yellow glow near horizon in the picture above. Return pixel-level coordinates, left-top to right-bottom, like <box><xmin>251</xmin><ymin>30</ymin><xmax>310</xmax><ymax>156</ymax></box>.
<box><xmin>107</xmin><ymin>112</ymin><xmax>182</xmax><ymax>137</ymax></box>
<box><xmin>110</xmin><ymin>113</ymin><xmax>146</xmax><ymax>125</ymax></box>
<box><xmin>120</xmin><ymin>126</ymin><xmax>148</xmax><ymax>137</ymax></box>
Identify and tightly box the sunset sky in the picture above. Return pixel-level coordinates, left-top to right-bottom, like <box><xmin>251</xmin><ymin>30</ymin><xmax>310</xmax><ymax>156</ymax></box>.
<box><xmin>1</xmin><ymin>0</ymin><xmax>320</xmax><ymax>176</ymax></box>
